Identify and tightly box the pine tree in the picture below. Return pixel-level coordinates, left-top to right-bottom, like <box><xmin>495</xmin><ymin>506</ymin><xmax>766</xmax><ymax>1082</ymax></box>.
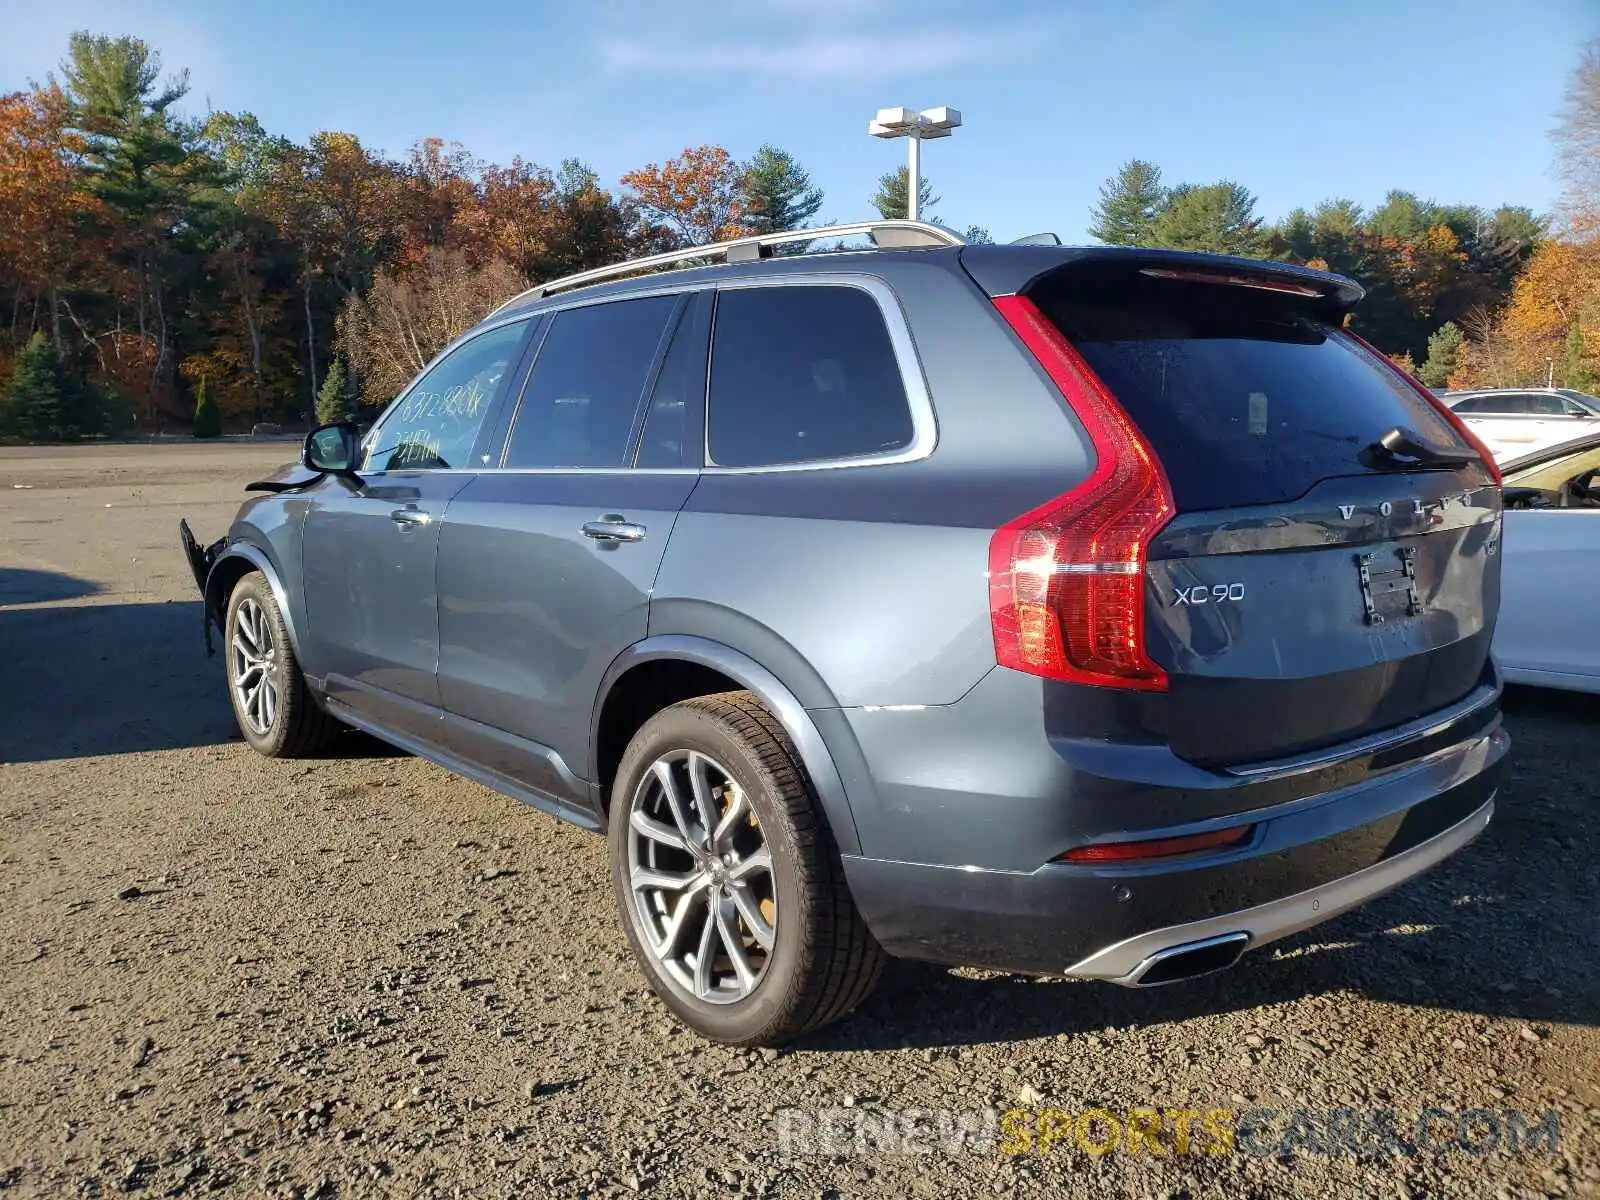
<box><xmin>872</xmin><ymin>167</ymin><xmax>938</xmax><ymax>221</ymax></box>
<box><xmin>1420</xmin><ymin>322</ymin><xmax>1465</xmax><ymax>389</ymax></box>
<box><xmin>2</xmin><ymin>333</ymin><xmax>66</xmax><ymax>441</ymax></box>
<box><xmin>192</xmin><ymin>376</ymin><xmax>221</xmax><ymax>438</ymax></box>
<box><xmin>1560</xmin><ymin>320</ymin><xmax>1598</xmax><ymax>393</ymax></box>
<box><xmin>1088</xmin><ymin>160</ymin><xmax>1164</xmax><ymax>246</ymax></box>
<box><xmin>1148</xmin><ymin>182</ymin><xmax>1264</xmax><ymax>257</ymax></box>
<box><xmin>315</xmin><ymin>356</ymin><xmax>354</xmax><ymax>425</ymax></box>
<box><xmin>740</xmin><ymin>146</ymin><xmax>824</xmax><ymax>235</ymax></box>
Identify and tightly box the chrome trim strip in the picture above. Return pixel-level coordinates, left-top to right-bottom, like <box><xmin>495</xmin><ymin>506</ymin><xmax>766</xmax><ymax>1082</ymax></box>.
<box><xmin>1066</xmin><ymin>796</ymin><xmax>1493</xmax><ymax>984</ymax></box>
<box><xmin>1222</xmin><ymin>683</ymin><xmax>1500</xmax><ymax>780</ymax></box>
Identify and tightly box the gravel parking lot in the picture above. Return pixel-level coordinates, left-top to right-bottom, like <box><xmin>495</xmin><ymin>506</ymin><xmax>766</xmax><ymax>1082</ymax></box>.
<box><xmin>1</xmin><ymin>442</ymin><xmax>1596</xmax><ymax>1199</ymax></box>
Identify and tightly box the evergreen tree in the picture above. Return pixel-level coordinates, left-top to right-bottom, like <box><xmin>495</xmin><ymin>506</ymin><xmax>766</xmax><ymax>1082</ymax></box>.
<box><xmin>1420</xmin><ymin>322</ymin><xmax>1465</xmax><ymax>388</ymax></box>
<box><xmin>1088</xmin><ymin>159</ymin><xmax>1164</xmax><ymax>245</ymax></box>
<box><xmin>1560</xmin><ymin>320</ymin><xmax>1598</xmax><ymax>393</ymax></box>
<box><xmin>192</xmin><ymin>376</ymin><xmax>221</xmax><ymax>438</ymax></box>
<box><xmin>315</xmin><ymin>356</ymin><xmax>354</xmax><ymax>425</ymax></box>
<box><xmin>1149</xmin><ymin>182</ymin><xmax>1264</xmax><ymax>257</ymax></box>
<box><xmin>962</xmin><ymin>225</ymin><xmax>996</xmax><ymax>244</ymax></box>
<box><xmin>0</xmin><ymin>333</ymin><xmax>68</xmax><ymax>441</ymax></box>
<box><xmin>740</xmin><ymin>145</ymin><xmax>824</xmax><ymax>234</ymax></box>
<box><xmin>872</xmin><ymin>167</ymin><xmax>938</xmax><ymax>221</ymax></box>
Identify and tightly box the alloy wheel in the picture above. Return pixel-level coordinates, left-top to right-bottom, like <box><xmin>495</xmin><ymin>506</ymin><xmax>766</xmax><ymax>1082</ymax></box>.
<box><xmin>626</xmin><ymin>749</ymin><xmax>777</xmax><ymax>1004</ymax></box>
<box><xmin>230</xmin><ymin>597</ymin><xmax>280</xmax><ymax>736</ymax></box>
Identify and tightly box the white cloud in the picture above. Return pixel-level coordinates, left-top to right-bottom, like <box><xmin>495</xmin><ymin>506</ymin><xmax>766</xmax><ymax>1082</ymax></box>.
<box><xmin>598</xmin><ymin>24</ymin><xmax>1054</xmax><ymax>80</ymax></box>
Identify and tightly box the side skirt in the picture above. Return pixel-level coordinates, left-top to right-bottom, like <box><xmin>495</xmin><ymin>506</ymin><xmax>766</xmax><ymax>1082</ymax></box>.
<box><xmin>324</xmin><ymin>697</ymin><xmax>601</xmax><ymax>833</ymax></box>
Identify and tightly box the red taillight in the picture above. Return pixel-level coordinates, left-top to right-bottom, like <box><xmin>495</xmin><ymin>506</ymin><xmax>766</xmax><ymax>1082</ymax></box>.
<box><xmin>1056</xmin><ymin>824</ymin><xmax>1254</xmax><ymax>863</ymax></box>
<box><xmin>989</xmin><ymin>294</ymin><xmax>1175</xmax><ymax>691</ymax></box>
<box><xmin>1340</xmin><ymin>329</ymin><xmax>1502</xmax><ymax>485</ymax></box>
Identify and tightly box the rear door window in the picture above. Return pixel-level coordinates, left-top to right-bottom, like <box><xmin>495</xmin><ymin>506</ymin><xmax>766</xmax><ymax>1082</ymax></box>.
<box><xmin>1032</xmin><ymin>269</ymin><xmax>1468</xmax><ymax>511</ymax></box>
<box><xmin>502</xmin><ymin>296</ymin><xmax>678</xmax><ymax>469</ymax></box>
<box><xmin>707</xmin><ymin>285</ymin><xmax>914</xmax><ymax>468</ymax></box>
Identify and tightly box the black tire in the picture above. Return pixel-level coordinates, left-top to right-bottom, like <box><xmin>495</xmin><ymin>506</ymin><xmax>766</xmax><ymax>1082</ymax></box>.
<box><xmin>223</xmin><ymin>571</ymin><xmax>338</xmax><ymax>758</ymax></box>
<box><xmin>608</xmin><ymin>691</ymin><xmax>885</xmax><ymax>1046</ymax></box>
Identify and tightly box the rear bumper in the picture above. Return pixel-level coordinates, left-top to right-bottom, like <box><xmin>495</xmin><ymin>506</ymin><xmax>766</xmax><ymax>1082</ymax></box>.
<box><xmin>1067</xmin><ymin>794</ymin><xmax>1491</xmax><ymax>983</ymax></box>
<box><xmin>840</xmin><ymin>721</ymin><xmax>1506</xmax><ymax>977</ymax></box>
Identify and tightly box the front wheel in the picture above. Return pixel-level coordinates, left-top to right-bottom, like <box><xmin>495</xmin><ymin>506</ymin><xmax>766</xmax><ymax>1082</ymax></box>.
<box><xmin>224</xmin><ymin>571</ymin><xmax>337</xmax><ymax>758</ymax></box>
<box><xmin>608</xmin><ymin>691</ymin><xmax>885</xmax><ymax>1046</ymax></box>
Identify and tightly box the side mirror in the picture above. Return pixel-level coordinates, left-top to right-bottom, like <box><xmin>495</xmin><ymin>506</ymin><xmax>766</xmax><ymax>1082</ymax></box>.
<box><xmin>303</xmin><ymin>422</ymin><xmax>361</xmax><ymax>475</ymax></box>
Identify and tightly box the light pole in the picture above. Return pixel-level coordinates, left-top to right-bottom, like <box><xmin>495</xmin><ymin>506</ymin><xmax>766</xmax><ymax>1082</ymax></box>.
<box><xmin>869</xmin><ymin>106</ymin><xmax>961</xmax><ymax>222</ymax></box>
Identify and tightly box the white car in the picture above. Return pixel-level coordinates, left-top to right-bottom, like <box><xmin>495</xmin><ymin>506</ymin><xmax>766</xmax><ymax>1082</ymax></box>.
<box><xmin>1443</xmin><ymin>388</ymin><xmax>1600</xmax><ymax>462</ymax></box>
<box><xmin>1496</xmin><ymin>431</ymin><xmax>1600</xmax><ymax>693</ymax></box>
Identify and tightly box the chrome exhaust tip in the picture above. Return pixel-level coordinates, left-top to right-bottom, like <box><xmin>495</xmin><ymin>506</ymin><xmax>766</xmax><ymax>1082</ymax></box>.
<box><xmin>1123</xmin><ymin>931</ymin><xmax>1250</xmax><ymax>986</ymax></box>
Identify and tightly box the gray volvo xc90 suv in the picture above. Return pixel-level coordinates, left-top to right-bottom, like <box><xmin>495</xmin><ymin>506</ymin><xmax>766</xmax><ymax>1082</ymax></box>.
<box><xmin>181</xmin><ymin>220</ymin><xmax>1509</xmax><ymax>1046</ymax></box>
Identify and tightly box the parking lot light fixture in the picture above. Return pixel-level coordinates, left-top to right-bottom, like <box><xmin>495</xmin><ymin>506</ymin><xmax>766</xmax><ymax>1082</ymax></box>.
<box><xmin>869</xmin><ymin>106</ymin><xmax>962</xmax><ymax>222</ymax></box>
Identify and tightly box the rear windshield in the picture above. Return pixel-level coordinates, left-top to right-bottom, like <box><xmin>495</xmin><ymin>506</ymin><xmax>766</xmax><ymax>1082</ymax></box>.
<box><xmin>1031</xmin><ymin>269</ymin><xmax>1466</xmax><ymax>511</ymax></box>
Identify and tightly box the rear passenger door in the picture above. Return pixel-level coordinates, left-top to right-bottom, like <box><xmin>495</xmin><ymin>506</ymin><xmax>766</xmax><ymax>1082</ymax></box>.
<box><xmin>435</xmin><ymin>292</ymin><xmax>708</xmax><ymax>808</ymax></box>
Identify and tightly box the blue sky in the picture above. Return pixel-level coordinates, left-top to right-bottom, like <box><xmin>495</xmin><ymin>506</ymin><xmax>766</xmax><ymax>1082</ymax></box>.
<box><xmin>2</xmin><ymin>0</ymin><xmax>1593</xmax><ymax>241</ymax></box>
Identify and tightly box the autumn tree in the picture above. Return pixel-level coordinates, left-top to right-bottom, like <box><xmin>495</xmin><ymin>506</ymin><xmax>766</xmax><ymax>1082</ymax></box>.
<box><xmin>338</xmin><ymin>248</ymin><xmax>522</xmax><ymax>406</ymax></box>
<box><xmin>622</xmin><ymin>145</ymin><xmax>748</xmax><ymax>245</ymax></box>
<box><xmin>1088</xmin><ymin>159</ymin><xmax>1164</xmax><ymax>246</ymax></box>
<box><xmin>740</xmin><ymin>145</ymin><xmax>823</xmax><ymax>234</ymax></box>
<box><xmin>872</xmin><ymin>166</ymin><xmax>938</xmax><ymax>221</ymax></box>
<box><xmin>0</xmin><ymin>87</ymin><xmax>90</xmax><ymax>349</ymax></box>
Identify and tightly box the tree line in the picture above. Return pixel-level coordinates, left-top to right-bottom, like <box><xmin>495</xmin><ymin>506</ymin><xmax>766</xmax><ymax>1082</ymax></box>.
<box><xmin>1086</xmin><ymin>41</ymin><xmax>1598</xmax><ymax>394</ymax></box>
<box><xmin>0</xmin><ymin>32</ymin><xmax>1594</xmax><ymax>441</ymax></box>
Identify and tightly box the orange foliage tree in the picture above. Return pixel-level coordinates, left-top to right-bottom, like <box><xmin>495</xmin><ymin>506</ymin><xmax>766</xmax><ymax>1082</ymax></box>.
<box><xmin>621</xmin><ymin>145</ymin><xmax>749</xmax><ymax>246</ymax></box>
<box><xmin>0</xmin><ymin>87</ymin><xmax>96</xmax><ymax>347</ymax></box>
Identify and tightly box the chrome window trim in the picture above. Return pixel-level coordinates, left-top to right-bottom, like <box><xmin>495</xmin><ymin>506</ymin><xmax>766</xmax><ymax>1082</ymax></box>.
<box><xmin>359</xmin><ymin>272</ymin><xmax>938</xmax><ymax>479</ymax></box>
<box><xmin>700</xmin><ymin>273</ymin><xmax>937</xmax><ymax>475</ymax></box>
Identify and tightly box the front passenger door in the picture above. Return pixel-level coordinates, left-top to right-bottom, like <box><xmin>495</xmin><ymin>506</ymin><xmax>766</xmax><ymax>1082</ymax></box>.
<box><xmin>301</xmin><ymin>318</ymin><xmax>533</xmax><ymax>744</ymax></box>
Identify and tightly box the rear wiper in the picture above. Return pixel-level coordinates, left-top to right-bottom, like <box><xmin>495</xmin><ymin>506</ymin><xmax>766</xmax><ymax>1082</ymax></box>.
<box><xmin>1366</xmin><ymin>425</ymin><xmax>1478</xmax><ymax>469</ymax></box>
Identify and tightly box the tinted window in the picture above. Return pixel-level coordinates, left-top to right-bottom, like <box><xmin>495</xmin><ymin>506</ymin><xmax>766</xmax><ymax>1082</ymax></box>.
<box><xmin>1450</xmin><ymin>395</ymin><xmax>1503</xmax><ymax>414</ymax></box>
<box><xmin>1520</xmin><ymin>392</ymin><xmax>1574</xmax><ymax>416</ymax></box>
<box><xmin>636</xmin><ymin>295</ymin><xmax>709</xmax><ymax>469</ymax></box>
<box><xmin>503</xmin><ymin>297</ymin><xmax>677</xmax><ymax>468</ymax></box>
<box><xmin>363</xmin><ymin>321</ymin><xmax>528</xmax><ymax>471</ymax></box>
<box><xmin>1033</xmin><ymin>270</ymin><xmax>1468</xmax><ymax>510</ymax></box>
<box><xmin>708</xmin><ymin>286</ymin><xmax>913</xmax><ymax>467</ymax></box>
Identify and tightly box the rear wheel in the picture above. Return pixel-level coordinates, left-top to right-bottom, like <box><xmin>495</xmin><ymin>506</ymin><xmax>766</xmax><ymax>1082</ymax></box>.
<box><xmin>224</xmin><ymin>571</ymin><xmax>337</xmax><ymax>758</ymax></box>
<box><xmin>608</xmin><ymin>691</ymin><xmax>884</xmax><ymax>1046</ymax></box>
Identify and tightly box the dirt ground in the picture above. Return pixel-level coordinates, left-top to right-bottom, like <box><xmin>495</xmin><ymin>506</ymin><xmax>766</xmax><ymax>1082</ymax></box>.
<box><xmin>0</xmin><ymin>441</ymin><xmax>1596</xmax><ymax>1199</ymax></box>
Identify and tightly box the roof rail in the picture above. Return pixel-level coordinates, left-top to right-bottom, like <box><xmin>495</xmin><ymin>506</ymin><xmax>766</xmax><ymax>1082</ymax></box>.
<box><xmin>490</xmin><ymin>219</ymin><xmax>964</xmax><ymax>314</ymax></box>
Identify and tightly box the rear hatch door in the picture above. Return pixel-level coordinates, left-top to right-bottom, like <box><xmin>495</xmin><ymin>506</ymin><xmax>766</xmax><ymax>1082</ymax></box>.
<box><xmin>1027</xmin><ymin>260</ymin><xmax>1501</xmax><ymax>767</ymax></box>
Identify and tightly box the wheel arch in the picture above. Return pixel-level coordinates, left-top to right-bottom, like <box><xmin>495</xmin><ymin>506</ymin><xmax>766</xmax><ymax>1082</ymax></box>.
<box><xmin>591</xmin><ymin>636</ymin><xmax>863</xmax><ymax>855</ymax></box>
<box><xmin>204</xmin><ymin>540</ymin><xmax>303</xmax><ymax>661</ymax></box>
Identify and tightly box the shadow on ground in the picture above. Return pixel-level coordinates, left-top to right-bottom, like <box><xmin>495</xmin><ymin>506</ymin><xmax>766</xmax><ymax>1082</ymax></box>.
<box><xmin>0</xmin><ymin>566</ymin><xmax>103</xmax><ymax>606</ymax></box>
<box><xmin>0</xmin><ymin>591</ymin><xmax>390</xmax><ymax>763</ymax></box>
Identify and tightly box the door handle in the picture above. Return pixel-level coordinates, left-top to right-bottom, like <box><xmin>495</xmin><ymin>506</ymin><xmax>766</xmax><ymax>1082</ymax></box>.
<box><xmin>582</xmin><ymin>516</ymin><xmax>647</xmax><ymax>543</ymax></box>
<box><xmin>390</xmin><ymin>506</ymin><xmax>431</xmax><ymax>530</ymax></box>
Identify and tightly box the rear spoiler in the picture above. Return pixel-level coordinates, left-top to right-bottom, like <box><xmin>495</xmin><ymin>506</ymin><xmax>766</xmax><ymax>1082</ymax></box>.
<box><xmin>959</xmin><ymin>245</ymin><xmax>1365</xmax><ymax>320</ymax></box>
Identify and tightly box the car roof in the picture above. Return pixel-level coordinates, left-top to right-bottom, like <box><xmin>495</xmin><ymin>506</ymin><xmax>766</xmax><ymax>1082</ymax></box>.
<box><xmin>490</xmin><ymin>241</ymin><xmax>1364</xmax><ymax>324</ymax></box>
